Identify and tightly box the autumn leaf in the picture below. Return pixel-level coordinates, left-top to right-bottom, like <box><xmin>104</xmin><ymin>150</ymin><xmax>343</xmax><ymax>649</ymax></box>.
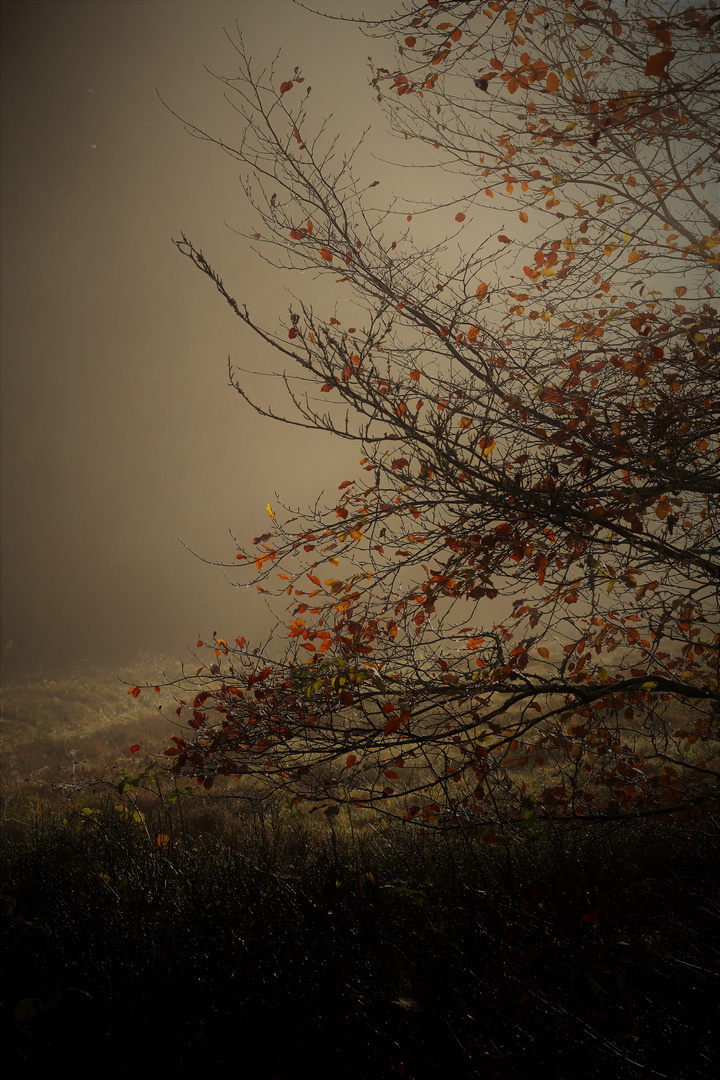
<box><xmin>645</xmin><ymin>50</ymin><xmax>675</xmax><ymax>78</ymax></box>
<box><xmin>546</xmin><ymin>71</ymin><xmax>559</xmax><ymax>93</ymax></box>
<box><xmin>455</xmin><ymin>213</ymin><xmax>466</xmax><ymax>222</ymax></box>
<box><xmin>280</xmin><ymin>81</ymin><xmax>294</xmax><ymax>94</ymax></box>
<box><xmin>476</xmin><ymin>282</ymin><xmax>488</xmax><ymax>301</ymax></box>
<box><xmin>519</xmin><ymin>211</ymin><xmax>528</xmax><ymax>223</ymax></box>
<box><xmin>320</xmin><ymin>247</ymin><xmax>333</xmax><ymax>261</ymax></box>
<box><xmin>655</xmin><ymin>496</ymin><xmax>672</xmax><ymax>520</ymax></box>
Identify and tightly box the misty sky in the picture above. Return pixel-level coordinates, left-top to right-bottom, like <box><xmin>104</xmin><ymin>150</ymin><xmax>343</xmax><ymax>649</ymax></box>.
<box><xmin>1</xmin><ymin>0</ymin><xmax>399</xmax><ymax>673</ymax></box>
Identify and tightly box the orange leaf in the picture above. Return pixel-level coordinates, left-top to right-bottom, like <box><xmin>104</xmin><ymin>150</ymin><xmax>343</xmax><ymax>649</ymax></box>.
<box><xmin>546</xmin><ymin>71</ymin><xmax>559</xmax><ymax>93</ymax></box>
<box><xmin>451</xmin><ymin>28</ymin><xmax>462</xmax><ymax>42</ymax></box>
<box><xmin>455</xmin><ymin>212</ymin><xmax>466</xmax><ymax>222</ymax></box>
<box><xmin>538</xmin><ymin>647</ymin><xmax>550</xmax><ymax>659</ymax></box>
<box><xmin>404</xmin><ymin>36</ymin><xmax>416</xmax><ymax>47</ymax></box>
<box><xmin>519</xmin><ymin>211</ymin><xmax>528</xmax><ymax>223</ymax></box>
<box><xmin>476</xmin><ymin>282</ymin><xmax>488</xmax><ymax>301</ymax></box>
<box><xmin>498</xmin><ymin>234</ymin><xmax>511</xmax><ymax>243</ymax></box>
<box><xmin>320</xmin><ymin>247</ymin><xmax>333</xmax><ymax>261</ymax></box>
<box><xmin>628</xmin><ymin>251</ymin><xmax>643</xmax><ymax>263</ymax></box>
<box><xmin>675</xmin><ymin>286</ymin><xmax>687</xmax><ymax>297</ymax></box>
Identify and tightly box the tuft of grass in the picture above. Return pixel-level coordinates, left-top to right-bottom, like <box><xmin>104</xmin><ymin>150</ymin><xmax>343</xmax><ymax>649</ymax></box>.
<box><xmin>1</xmin><ymin>794</ymin><xmax>718</xmax><ymax>1078</ymax></box>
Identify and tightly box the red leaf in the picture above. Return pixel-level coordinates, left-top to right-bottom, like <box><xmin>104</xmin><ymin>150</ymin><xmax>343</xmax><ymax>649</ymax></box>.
<box><xmin>404</xmin><ymin>36</ymin><xmax>416</xmax><ymax>47</ymax></box>
<box><xmin>288</xmin><ymin>327</ymin><xmax>298</xmax><ymax>338</ymax></box>
<box><xmin>583</xmin><ymin>911</ymin><xmax>601</xmax><ymax>924</ymax></box>
<box><xmin>128</xmin><ymin>687</ymin><xmax>141</xmax><ymax>698</ymax></box>
<box><xmin>320</xmin><ymin>247</ymin><xmax>333</xmax><ymax>261</ymax></box>
<box><xmin>383</xmin><ymin>715</ymin><xmax>403</xmax><ymax>735</ymax></box>
<box><xmin>498</xmin><ymin>235</ymin><xmax>511</xmax><ymax>244</ymax></box>
<box><xmin>129</xmin><ymin>744</ymin><xmax>141</xmax><ymax>754</ymax></box>
<box><xmin>645</xmin><ymin>50</ymin><xmax>675</xmax><ymax>77</ymax></box>
<box><xmin>455</xmin><ymin>212</ymin><xmax>466</xmax><ymax>222</ymax></box>
<box><xmin>280</xmin><ymin>81</ymin><xmax>294</xmax><ymax>94</ymax></box>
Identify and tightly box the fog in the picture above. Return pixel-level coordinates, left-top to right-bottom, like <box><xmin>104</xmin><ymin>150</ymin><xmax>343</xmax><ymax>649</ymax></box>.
<box><xmin>1</xmin><ymin>0</ymin><xmax>399</xmax><ymax>675</ymax></box>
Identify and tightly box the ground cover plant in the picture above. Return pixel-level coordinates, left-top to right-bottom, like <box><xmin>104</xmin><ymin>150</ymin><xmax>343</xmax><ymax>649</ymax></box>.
<box><xmin>1</xmin><ymin>795</ymin><xmax>718</xmax><ymax>1077</ymax></box>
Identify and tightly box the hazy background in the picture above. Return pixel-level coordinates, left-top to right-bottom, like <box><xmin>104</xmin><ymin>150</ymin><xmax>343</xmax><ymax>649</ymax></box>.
<box><xmin>1</xmin><ymin>0</ymin><xmax>399</xmax><ymax>675</ymax></box>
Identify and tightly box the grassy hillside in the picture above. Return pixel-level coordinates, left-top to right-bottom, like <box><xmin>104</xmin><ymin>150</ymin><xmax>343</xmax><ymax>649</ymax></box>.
<box><xmin>1</xmin><ymin>661</ymin><xmax>718</xmax><ymax>1078</ymax></box>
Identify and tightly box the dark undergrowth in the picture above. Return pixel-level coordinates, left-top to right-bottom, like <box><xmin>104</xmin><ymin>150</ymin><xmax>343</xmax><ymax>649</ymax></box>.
<box><xmin>1</xmin><ymin>795</ymin><xmax>718</xmax><ymax>1079</ymax></box>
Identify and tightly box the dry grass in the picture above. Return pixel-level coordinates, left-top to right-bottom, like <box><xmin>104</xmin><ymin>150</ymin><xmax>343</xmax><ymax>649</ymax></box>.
<box><xmin>0</xmin><ymin>655</ymin><xmax>181</xmax><ymax>807</ymax></box>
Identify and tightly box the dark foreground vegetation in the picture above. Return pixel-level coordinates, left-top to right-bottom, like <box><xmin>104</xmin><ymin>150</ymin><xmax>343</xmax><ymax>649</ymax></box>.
<box><xmin>2</xmin><ymin>793</ymin><xmax>718</xmax><ymax>1079</ymax></box>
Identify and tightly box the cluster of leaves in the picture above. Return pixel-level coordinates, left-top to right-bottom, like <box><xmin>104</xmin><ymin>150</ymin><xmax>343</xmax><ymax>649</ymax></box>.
<box><xmin>146</xmin><ymin>0</ymin><xmax>719</xmax><ymax>828</ymax></box>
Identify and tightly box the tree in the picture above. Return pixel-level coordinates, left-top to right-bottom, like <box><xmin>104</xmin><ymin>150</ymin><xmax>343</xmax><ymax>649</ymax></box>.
<box><xmin>149</xmin><ymin>0</ymin><xmax>719</xmax><ymax>829</ymax></box>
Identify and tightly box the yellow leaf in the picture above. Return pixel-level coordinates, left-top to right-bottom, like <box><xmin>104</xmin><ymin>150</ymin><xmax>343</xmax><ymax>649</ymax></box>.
<box><xmin>622</xmin><ymin>228</ymin><xmax>631</xmax><ymax>243</ymax></box>
<box><xmin>628</xmin><ymin>251</ymin><xmax>643</xmax><ymax>264</ymax></box>
<box><xmin>266</xmin><ymin>502</ymin><xmax>276</xmax><ymax>519</ymax></box>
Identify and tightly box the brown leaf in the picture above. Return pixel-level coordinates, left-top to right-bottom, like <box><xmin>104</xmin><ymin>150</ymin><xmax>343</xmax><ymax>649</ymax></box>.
<box><xmin>645</xmin><ymin>50</ymin><xmax>675</xmax><ymax>78</ymax></box>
